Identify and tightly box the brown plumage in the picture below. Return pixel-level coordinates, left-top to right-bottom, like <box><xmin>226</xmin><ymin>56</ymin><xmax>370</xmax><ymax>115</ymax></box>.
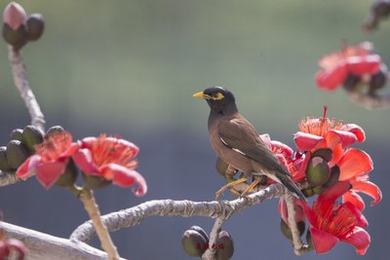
<box><xmin>194</xmin><ymin>86</ymin><xmax>305</xmax><ymax>200</ymax></box>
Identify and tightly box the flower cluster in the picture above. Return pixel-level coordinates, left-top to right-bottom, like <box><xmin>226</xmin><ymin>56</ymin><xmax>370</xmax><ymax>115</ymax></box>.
<box><xmin>269</xmin><ymin>108</ymin><xmax>381</xmax><ymax>255</ymax></box>
<box><xmin>315</xmin><ymin>42</ymin><xmax>387</xmax><ymax>96</ymax></box>
<box><xmin>15</xmin><ymin>127</ymin><xmax>147</xmax><ymax>197</ymax></box>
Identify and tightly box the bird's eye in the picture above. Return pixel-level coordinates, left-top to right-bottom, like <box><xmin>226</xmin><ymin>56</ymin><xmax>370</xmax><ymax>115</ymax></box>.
<box><xmin>212</xmin><ymin>92</ymin><xmax>224</xmax><ymax>100</ymax></box>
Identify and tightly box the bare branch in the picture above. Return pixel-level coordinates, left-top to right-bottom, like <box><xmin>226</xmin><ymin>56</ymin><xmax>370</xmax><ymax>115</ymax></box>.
<box><xmin>8</xmin><ymin>46</ymin><xmax>45</xmax><ymax>132</ymax></box>
<box><xmin>285</xmin><ymin>194</ymin><xmax>304</xmax><ymax>256</ymax></box>
<box><xmin>201</xmin><ymin>217</ymin><xmax>224</xmax><ymax>260</ymax></box>
<box><xmin>0</xmin><ymin>221</ymin><xmax>126</xmax><ymax>260</ymax></box>
<box><xmin>70</xmin><ymin>183</ymin><xmax>285</xmax><ymax>243</ymax></box>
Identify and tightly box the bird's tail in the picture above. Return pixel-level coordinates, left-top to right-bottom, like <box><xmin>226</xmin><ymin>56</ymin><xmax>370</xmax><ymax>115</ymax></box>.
<box><xmin>270</xmin><ymin>171</ymin><xmax>306</xmax><ymax>201</ymax></box>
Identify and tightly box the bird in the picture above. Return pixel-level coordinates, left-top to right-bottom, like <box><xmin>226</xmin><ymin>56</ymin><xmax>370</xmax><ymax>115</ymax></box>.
<box><xmin>193</xmin><ymin>86</ymin><xmax>305</xmax><ymax>200</ymax></box>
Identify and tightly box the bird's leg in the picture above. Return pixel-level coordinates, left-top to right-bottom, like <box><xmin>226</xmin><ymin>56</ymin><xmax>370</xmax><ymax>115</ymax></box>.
<box><xmin>239</xmin><ymin>177</ymin><xmax>261</xmax><ymax>198</ymax></box>
<box><xmin>215</xmin><ymin>177</ymin><xmax>248</xmax><ymax>200</ymax></box>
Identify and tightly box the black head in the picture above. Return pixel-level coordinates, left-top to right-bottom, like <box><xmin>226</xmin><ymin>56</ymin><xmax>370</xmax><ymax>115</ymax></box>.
<box><xmin>193</xmin><ymin>86</ymin><xmax>237</xmax><ymax>115</ymax></box>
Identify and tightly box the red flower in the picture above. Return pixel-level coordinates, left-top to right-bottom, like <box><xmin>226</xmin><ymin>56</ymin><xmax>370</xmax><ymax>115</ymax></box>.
<box><xmin>0</xmin><ymin>238</ymin><xmax>27</xmax><ymax>260</ymax></box>
<box><xmin>301</xmin><ymin>182</ymin><xmax>371</xmax><ymax>255</ymax></box>
<box><xmin>315</xmin><ymin>42</ymin><xmax>381</xmax><ymax>90</ymax></box>
<box><xmin>16</xmin><ymin>131</ymin><xmax>78</xmax><ymax>189</ymax></box>
<box><xmin>73</xmin><ymin>135</ymin><xmax>147</xmax><ymax>196</ymax></box>
<box><xmin>260</xmin><ymin>134</ymin><xmax>306</xmax><ymax>181</ymax></box>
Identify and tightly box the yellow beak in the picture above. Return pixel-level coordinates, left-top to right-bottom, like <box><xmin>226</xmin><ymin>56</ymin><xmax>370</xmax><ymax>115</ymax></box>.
<box><xmin>193</xmin><ymin>91</ymin><xmax>207</xmax><ymax>99</ymax></box>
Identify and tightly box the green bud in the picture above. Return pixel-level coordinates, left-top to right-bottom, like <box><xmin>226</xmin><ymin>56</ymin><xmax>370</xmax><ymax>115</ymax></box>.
<box><xmin>306</xmin><ymin>157</ymin><xmax>330</xmax><ymax>187</ymax></box>
<box><xmin>46</xmin><ymin>125</ymin><xmax>65</xmax><ymax>136</ymax></box>
<box><xmin>26</xmin><ymin>14</ymin><xmax>44</xmax><ymax>41</ymax></box>
<box><xmin>0</xmin><ymin>146</ymin><xmax>13</xmax><ymax>172</ymax></box>
<box><xmin>312</xmin><ymin>148</ymin><xmax>332</xmax><ymax>162</ymax></box>
<box><xmin>313</xmin><ymin>186</ymin><xmax>323</xmax><ymax>194</ymax></box>
<box><xmin>22</xmin><ymin>125</ymin><xmax>44</xmax><ymax>152</ymax></box>
<box><xmin>190</xmin><ymin>226</ymin><xmax>209</xmax><ymax>242</ymax></box>
<box><xmin>10</xmin><ymin>128</ymin><xmax>24</xmax><ymax>142</ymax></box>
<box><xmin>6</xmin><ymin>140</ymin><xmax>29</xmax><ymax>169</ymax></box>
<box><xmin>216</xmin><ymin>157</ymin><xmax>228</xmax><ymax>176</ymax></box>
<box><xmin>56</xmin><ymin>159</ymin><xmax>78</xmax><ymax>188</ymax></box>
<box><xmin>2</xmin><ymin>24</ymin><xmax>28</xmax><ymax>51</ymax></box>
<box><xmin>181</xmin><ymin>229</ymin><xmax>208</xmax><ymax>257</ymax></box>
<box><xmin>323</xmin><ymin>166</ymin><xmax>340</xmax><ymax>188</ymax></box>
<box><xmin>83</xmin><ymin>174</ymin><xmax>111</xmax><ymax>189</ymax></box>
<box><xmin>280</xmin><ymin>220</ymin><xmax>306</xmax><ymax>241</ymax></box>
<box><xmin>216</xmin><ymin>230</ymin><xmax>234</xmax><ymax>260</ymax></box>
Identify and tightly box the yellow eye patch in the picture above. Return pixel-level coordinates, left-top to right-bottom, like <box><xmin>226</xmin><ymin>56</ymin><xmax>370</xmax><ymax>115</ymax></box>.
<box><xmin>211</xmin><ymin>92</ymin><xmax>224</xmax><ymax>100</ymax></box>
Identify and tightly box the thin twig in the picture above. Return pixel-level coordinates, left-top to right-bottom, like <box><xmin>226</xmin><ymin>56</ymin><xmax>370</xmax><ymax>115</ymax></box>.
<box><xmin>0</xmin><ymin>221</ymin><xmax>126</xmax><ymax>260</ymax></box>
<box><xmin>8</xmin><ymin>47</ymin><xmax>45</xmax><ymax>132</ymax></box>
<box><xmin>201</xmin><ymin>217</ymin><xmax>224</xmax><ymax>260</ymax></box>
<box><xmin>79</xmin><ymin>188</ymin><xmax>120</xmax><ymax>260</ymax></box>
<box><xmin>70</xmin><ymin>183</ymin><xmax>285</xmax><ymax>243</ymax></box>
<box><xmin>285</xmin><ymin>194</ymin><xmax>304</xmax><ymax>256</ymax></box>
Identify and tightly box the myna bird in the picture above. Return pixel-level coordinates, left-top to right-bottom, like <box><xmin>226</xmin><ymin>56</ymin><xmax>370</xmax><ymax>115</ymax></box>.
<box><xmin>193</xmin><ymin>86</ymin><xmax>305</xmax><ymax>200</ymax></box>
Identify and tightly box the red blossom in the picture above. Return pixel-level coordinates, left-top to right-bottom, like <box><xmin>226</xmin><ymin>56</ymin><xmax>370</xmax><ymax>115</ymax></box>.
<box><xmin>301</xmin><ymin>182</ymin><xmax>371</xmax><ymax>255</ymax></box>
<box><xmin>73</xmin><ymin>135</ymin><xmax>147</xmax><ymax>196</ymax></box>
<box><xmin>3</xmin><ymin>2</ymin><xmax>27</xmax><ymax>30</ymax></box>
<box><xmin>315</xmin><ymin>42</ymin><xmax>381</xmax><ymax>90</ymax></box>
<box><xmin>0</xmin><ymin>238</ymin><xmax>27</xmax><ymax>260</ymax></box>
<box><xmin>16</xmin><ymin>131</ymin><xmax>78</xmax><ymax>189</ymax></box>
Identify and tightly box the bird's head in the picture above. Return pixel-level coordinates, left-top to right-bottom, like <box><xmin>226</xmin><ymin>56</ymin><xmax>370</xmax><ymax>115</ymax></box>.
<box><xmin>193</xmin><ymin>86</ymin><xmax>237</xmax><ymax>115</ymax></box>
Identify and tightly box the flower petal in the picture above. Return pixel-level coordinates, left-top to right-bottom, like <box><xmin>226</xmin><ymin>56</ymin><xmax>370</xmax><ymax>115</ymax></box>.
<box><xmin>346</xmin><ymin>55</ymin><xmax>381</xmax><ymax>75</ymax></box>
<box><xmin>340</xmin><ymin>124</ymin><xmax>365</xmax><ymax>143</ymax></box>
<box><xmin>315</xmin><ymin>64</ymin><xmax>347</xmax><ymax>90</ymax></box>
<box><xmin>351</xmin><ymin>180</ymin><xmax>382</xmax><ymax>206</ymax></box>
<box><xmin>328</xmin><ymin>130</ymin><xmax>358</xmax><ymax>147</ymax></box>
<box><xmin>72</xmin><ymin>148</ymin><xmax>98</xmax><ymax>174</ymax></box>
<box><xmin>35</xmin><ymin>161</ymin><xmax>67</xmax><ymax>189</ymax></box>
<box><xmin>310</xmin><ymin>227</ymin><xmax>339</xmax><ymax>254</ymax></box>
<box><xmin>342</xmin><ymin>227</ymin><xmax>370</xmax><ymax>255</ymax></box>
<box><xmin>294</xmin><ymin>132</ymin><xmax>324</xmax><ymax>151</ymax></box>
<box><xmin>338</xmin><ymin>149</ymin><xmax>373</xmax><ymax>181</ymax></box>
<box><xmin>343</xmin><ymin>191</ymin><xmax>365</xmax><ymax>211</ymax></box>
<box><xmin>101</xmin><ymin>163</ymin><xmax>147</xmax><ymax>196</ymax></box>
<box><xmin>15</xmin><ymin>157</ymin><xmax>32</xmax><ymax>180</ymax></box>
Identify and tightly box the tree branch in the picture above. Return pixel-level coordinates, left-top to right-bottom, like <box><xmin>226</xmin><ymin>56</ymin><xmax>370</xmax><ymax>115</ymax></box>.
<box><xmin>0</xmin><ymin>47</ymin><xmax>47</xmax><ymax>187</ymax></box>
<box><xmin>0</xmin><ymin>221</ymin><xmax>126</xmax><ymax>260</ymax></box>
<box><xmin>8</xmin><ymin>47</ymin><xmax>45</xmax><ymax>132</ymax></box>
<box><xmin>70</xmin><ymin>184</ymin><xmax>285</xmax><ymax>243</ymax></box>
<box><xmin>201</xmin><ymin>217</ymin><xmax>224</xmax><ymax>260</ymax></box>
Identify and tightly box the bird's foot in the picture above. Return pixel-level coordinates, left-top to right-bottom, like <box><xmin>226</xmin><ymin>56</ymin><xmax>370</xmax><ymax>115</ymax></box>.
<box><xmin>239</xmin><ymin>178</ymin><xmax>261</xmax><ymax>198</ymax></box>
<box><xmin>215</xmin><ymin>177</ymin><xmax>247</xmax><ymax>200</ymax></box>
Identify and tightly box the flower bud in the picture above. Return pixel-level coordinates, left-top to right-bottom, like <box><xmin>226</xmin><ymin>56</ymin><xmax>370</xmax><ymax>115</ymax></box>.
<box><xmin>2</xmin><ymin>23</ymin><xmax>28</xmax><ymax>50</ymax></box>
<box><xmin>181</xmin><ymin>229</ymin><xmax>208</xmax><ymax>257</ymax></box>
<box><xmin>22</xmin><ymin>125</ymin><xmax>44</xmax><ymax>152</ymax></box>
<box><xmin>280</xmin><ymin>219</ymin><xmax>306</xmax><ymax>241</ymax></box>
<box><xmin>306</xmin><ymin>157</ymin><xmax>330</xmax><ymax>187</ymax></box>
<box><xmin>26</xmin><ymin>13</ymin><xmax>44</xmax><ymax>41</ymax></box>
<box><xmin>55</xmin><ymin>159</ymin><xmax>78</xmax><ymax>188</ymax></box>
<box><xmin>10</xmin><ymin>128</ymin><xmax>23</xmax><ymax>142</ymax></box>
<box><xmin>312</xmin><ymin>148</ymin><xmax>332</xmax><ymax>162</ymax></box>
<box><xmin>3</xmin><ymin>2</ymin><xmax>27</xmax><ymax>30</ymax></box>
<box><xmin>323</xmin><ymin>165</ymin><xmax>340</xmax><ymax>188</ymax></box>
<box><xmin>343</xmin><ymin>74</ymin><xmax>361</xmax><ymax>92</ymax></box>
<box><xmin>6</xmin><ymin>140</ymin><xmax>29</xmax><ymax>169</ymax></box>
<box><xmin>216</xmin><ymin>230</ymin><xmax>234</xmax><ymax>260</ymax></box>
<box><xmin>0</xmin><ymin>146</ymin><xmax>13</xmax><ymax>172</ymax></box>
<box><xmin>372</xmin><ymin>0</ymin><xmax>390</xmax><ymax>18</ymax></box>
<box><xmin>46</xmin><ymin>125</ymin><xmax>65</xmax><ymax>136</ymax></box>
<box><xmin>189</xmin><ymin>226</ymin><xmax>209</xmax><ymax>242</ymax></box>
<box><xmin>369</xmin><ymin>69</ymin><xmax>387</xmax><ymax>96</ymax></box>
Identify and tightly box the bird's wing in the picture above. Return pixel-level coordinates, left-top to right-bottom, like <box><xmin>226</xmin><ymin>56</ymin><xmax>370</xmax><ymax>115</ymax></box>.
<box><xmin>217</xmin><ymin>116</ymin><xmax>284</xmax><ymax>172</ymax></box>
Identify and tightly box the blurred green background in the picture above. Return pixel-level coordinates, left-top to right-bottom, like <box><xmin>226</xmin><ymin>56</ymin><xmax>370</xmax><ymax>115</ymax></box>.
<box><xmin>0</xmin><ymin>1</ymin><xmax>389</xmax><ymax>259</ymax></box>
